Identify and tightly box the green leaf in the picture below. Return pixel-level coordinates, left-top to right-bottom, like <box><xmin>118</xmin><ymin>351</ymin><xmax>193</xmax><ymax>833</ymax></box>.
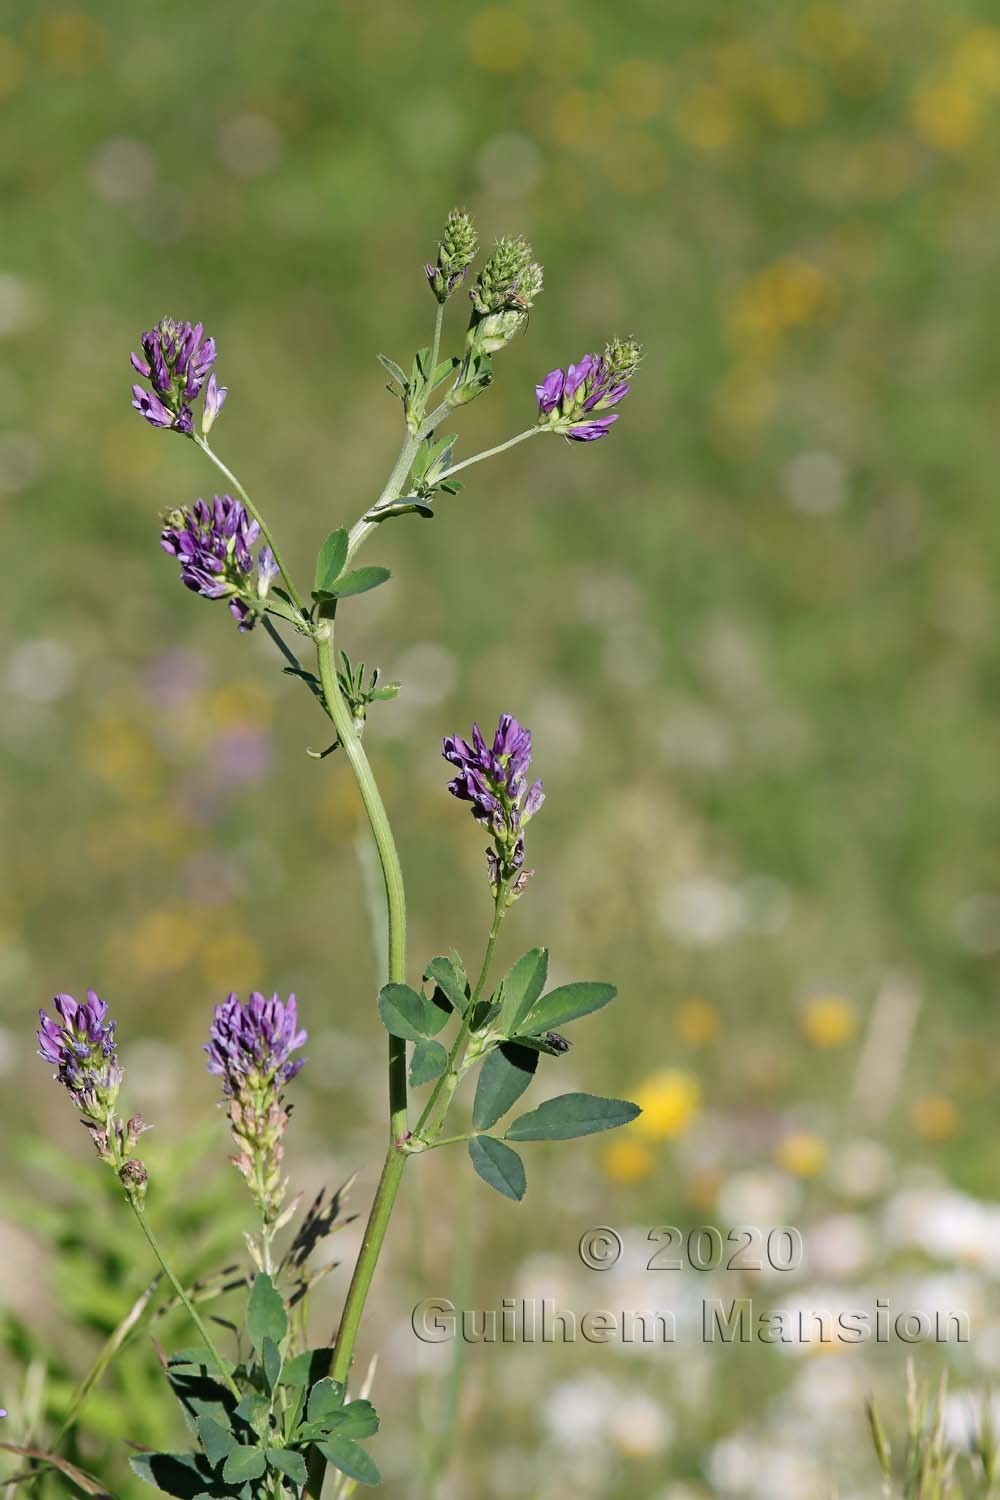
<box><xmin>262</xmin><ymin>595</ymin><xmax>303</xmax><ymax>626</ymax></box>
<box><xmin>234</xmin><ymin>1394</ymin><xmax>271</xmax><ymax>1439</ymax></box>
<box><xmin>330</xmin><ymin>565</ymin><xmax>391</xmax><ymax>599</ymax></box>
<box><xmin>409</xmin><ymin>1038</ymin><xmax>448</xmax><ymax>1086</ymax></box>
<box><xmin>197</xmin><ymin>1415</ymin><xmax>236</xmax><ymax>1468</ymax></box>
<box><xmin>377</xmin><ymin>982</ymin><xmax>445</xmax><ymax>1040</ymax></box>
<box><xmin>499</xmin><ymin>949</ymin><xmax>549</xmax><ymax>1035</ymax></box>
<box><xmin>473</xmin><ymin>1044</ymin><xmax>538</xmax><ymax>1131</ymax></box>
<box><xmin>326</xmin><ymin>1399</ymin><xmax>380</xmax><ymax>1440</ymax></box>
<box><xmin>423</xmin><ymin>955</ymin><xmax>468</xmax><ymax>1015</ymax></box>
<box><xmin>506</xmin><ymin>1093</ymin><xmax>641</xmax><ymax>1141</ymax></box>
<box><xmin>313</xmin><ymin>528</ymin><xmax>349</xmax><ymax>594</ymax></box>
<box><xmin>318</xmin><ymin>1437</ymin><xmax>382</xmax><ymax>1487</ymax></box>
<box><xmin>166</xmin><ymin>1364</ymin><xmax>235</xmax><ymax>1437</ymax></box>
<box><xmin>246</xmin><ymin>1273</ymin><xmax>287</xmax><ymax>1353</ymax></box>
<box><xmin>261</xmin><ymin>1337</ymin><xmax>282</xmax><ymax>1392</ymax></box>
<box><xmin>468</xmin><ymin>1135</ymin><xmax>526</xmax><ymax>1201</ymax></box>
<box><xmin>521</xmin><ymin>981</ymin><xmax>617</xmax><ymax>1035</ymax></box>
<box><xmin>431</xmin><ymin>356</ymin><xmax>460</xmax><ymax>388</ymax></box>
<box><xmin>307</xmin><ymin>1377</ymin><xmax>346</xmax><ymax>1424</ymax></box>
<box><xmin>279</xmin><ymin>1349</ymin><xmax>331</xmax><ymax>1389</ymax></box>
<box><xmin>266</xmin><ymin>1448</ymin><xmax>308</xmax><ymax>1485</ymax></box>
<box><xmin>505</xmin><ymin>1031</ymin><xmax>570</xmax><ymax>1056</ymax></box>
<box><xmin>222</xmin><ymin>1445</ymin><xmax>267</xmax><ymax>1483</ymax></box>
<box><xmin>129</xmin><ymin>1452</ymin><xmax>217</xmax><ymax>1496</ymax></box>
<box><xmin>377</xmin><ymin>353</ymin><xmax>408</xmax><ymax>391</ymax></box>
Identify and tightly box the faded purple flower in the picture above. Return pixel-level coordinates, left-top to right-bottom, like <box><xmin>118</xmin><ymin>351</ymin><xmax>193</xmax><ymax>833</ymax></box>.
<box><xmin>206</xmin><ymin>991</ymin><xmax>307</xmax><ymax>1100</ymax></box>
<box><xmin>443</xmin><ymin>713</ymin><xmax>544</xmax><ymax>897</ymax></box>
<box><xmin>256</xmin><ymin>544</ymin><xmax>278</xmax><ymax>599</ymax></box>
<box><xmin>37</xmin><ymin>990</ymin><xmax>122</xmax><ymax>1122</ymax></box>
<box><xmin>202</xmin><ymin>372</ymin><xmax>228</xmax><ymax>433</ymax></box>
<box><xmin>161</xmin><ymin>495</ymin><xmax>263</xmax><ymax>631</ymax></box>
<box><xmin>130</xmin><ymin>318</ymin><xmax>217</xmax><ymax>434</ymax></box>
<box><xmin>536</xmin><ymin>336</ymin><xmax>641</xmax><ymax>442</ymax></box>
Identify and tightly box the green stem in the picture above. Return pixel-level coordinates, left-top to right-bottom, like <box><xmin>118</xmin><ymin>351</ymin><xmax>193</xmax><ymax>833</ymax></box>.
<box><xmin>434</xmin><ymin>427</ymin><xmax>541</xmax><ymax>485</ymax></box>
<box><xmin>423</xmin><ymin>1133</ymin><xmax>476</xmax><ymax>1150</ymax></box>
<box><xmin>346</xmin><ymin>402</ymin><xmax>453</xmax><ymax>564</ymax></box>
<box><xmin>428</xmin><ymin>302</ymin><xmax>445</xmax><ymax>397</ymax></box>
<box><xmin>128</xmin><ymin>1205</ymin><xmax>240</xmax><ymax>1398</ymax></box>
<box><xmin>193</xmin><ymin>436</ymin><xmax>306</xmax><ymax>616</ymax></box>
<box><xmin>315</xmin><ymin>631</ymin><xmax>408</xmax><ymax>1136</ymax></box>
<box><xmin>414</xmin><ymin>886</ymin><xmax>507</xmax><ymax>1143</ymax></box>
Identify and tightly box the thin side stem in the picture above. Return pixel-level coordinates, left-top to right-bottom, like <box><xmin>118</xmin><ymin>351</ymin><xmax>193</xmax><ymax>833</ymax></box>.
<box><xmin>194</xmin><ymin>436</ymin><xmax>306</xmax><ymax>616</ymax></box>
<box><xmin>433</xmin><ymin>427</ymin><xmax>541</xmax><ymax>485</ymax></box>
<box><xmin>414</xmin><ymin>887</ymin><xmax>507</xmax><ymax>1142</ymax></box>
<box><xmin>128</xmin><ymin>1205</ymin><xmax>240</xmax><ymax>1397</ymax></box>
<box><xmin>428</xmin><ymin>302</ymin><xmax>445</xmax><ymax>394</ymax></box>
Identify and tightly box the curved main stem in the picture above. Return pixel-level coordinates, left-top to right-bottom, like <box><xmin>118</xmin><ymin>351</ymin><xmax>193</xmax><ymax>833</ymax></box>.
<box><xmin>315</xmin><ymin>632</ymin><xmax>408</xmax><ymax>1137</ymax></box>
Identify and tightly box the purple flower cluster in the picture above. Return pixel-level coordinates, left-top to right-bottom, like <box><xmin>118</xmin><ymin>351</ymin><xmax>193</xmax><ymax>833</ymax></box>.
<box><xmin>36</xmin><ymin>990</ymin><xmax>147</xmax><ymax>1192</ymax></box>
<box><xmin>160</xmin><ymin>495</ymin><xmax>270</xmax><ymax>630</ymax></box>
<box><xmin>206</xmin><ymin>992</ymin><xmax>307</xmax><ymax>1100</ymax></box>
<box><xmin>37</xmin><ymin>991</ymin><xmax>122</xmax><ymax>1121</ymax></box>
<box><xmin>536</xmin><ymin>355</ymin><xmax>628</xmax><ymax>441</ymax></box>
<box><xmin>443</xmin><ymin>713</ymin><xmax>544</xmax><ymax>894</ymax></box>
<box><xmin>131</xmin><ymin>318</ymin><xmax>226</xmax><ymax>435</ymax></box>
<box><xmin>536</xmin><ymin>337</ymin><xmax>640</xmax><ymax>442</ymax></box>
<box><xmin>206</xmin><ymin>992</ymin><xmax>307</xmax><ymax>1233</ymax></box>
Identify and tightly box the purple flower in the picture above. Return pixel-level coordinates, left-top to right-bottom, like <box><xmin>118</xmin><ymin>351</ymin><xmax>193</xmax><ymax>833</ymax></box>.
<box><xmin>256</xmin><ymin>544</ymin><xmax>278</xmax><ymax>599</ymax></box>
<box><xmin>206</xmin><ymin>991</ymin><xmax>307</xmax><ymax>1100</ymax></box>
<box><xmin>206</xmin><ymin>992</ymin><xmax>307</xmax><ymax>1233</ymax></box>
<box><xmin>130</xmin><ymin>318</ymin><xmax>218</xmax><ymax>434</ymax></box>
<box><xmin>443</xmin><ymin>713</ymin><xmax>544</xmax><ymax>896</ymax></box>
<box><xmin>37</xmin><ymin>990</ymin><xmax>123</xmax><ymax>1122</ymax></box>
<box><xmin>202</xmin><ymin>373</ymin><xmax>228</xmax><ymax>433</ymax></box>
<box><xmin>536</xmin><ymin>336</ymin><xmax>640</xmax><ymax>442</ymax></box>
<box><xmin>161</xmin><ymin>495</ymin><xmax>264</xmax><ymax>631</ymax></box>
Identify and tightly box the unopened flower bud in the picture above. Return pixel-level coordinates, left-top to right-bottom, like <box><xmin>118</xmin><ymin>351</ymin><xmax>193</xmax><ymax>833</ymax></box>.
<box><xmin>120</xmin><ymin>1158</ymin><xmax>149</xmax><ymax>1208</ymax></box>
<box><xmin>470</xmin><ymin>308</ymin><xmax>527</xmax><ymax>355</ymax></box>
<box><xmin>467</xmin><ymin>236</ymin><xmax>543</xmax><ymax>357</ymax></box>
<box><xmin>427</xmin><ymin>209</ymin><xmax>479</xmax><ymax>302</ymax></box>
<box><xmin>603</xmin><ymin>334</ymin><xmax>643</xmax><ymax>382</ymax></box>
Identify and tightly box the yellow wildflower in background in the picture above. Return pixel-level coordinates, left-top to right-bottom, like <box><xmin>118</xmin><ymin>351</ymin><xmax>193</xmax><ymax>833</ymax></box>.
<box><xmin>675</xmin><ymin>997</ymin><xmax>719</xmax><ymax>1046</ymax></box>
<box><xmin>467</xmin><ymin>8</ymin><xmax>530</xmax><ymax>73</ymax></box>
<box><xmin>912</xmin><ymin>1095</ymin><xmax>958</xmax><ymax>1142</ymax></box>
<box><xmin>0</xmin><ymin>36</ymin><xmax>26</xmax><ymax>99</ymax></box>
<box><xmin>633</xmin><ymin>1069</ymin><xmax>700</xmax><ymax>1141</ymax></box>
<box><xmin>776</xmin><ymin>1131</ymin><xmax>827</xmax><ymax>1177</ymax></box>
<box><xmin>801</xmin><ymin>995</ymin><xmax>856</xmax><ymax>1048</ymax></box>
<box><xmin>910</xmin><ymin>80</ymin><xmax>983</xmax><ymax>152</ymax></box>
<box><xmin>602</xmin><ymin>1137</ymin><xmax>654</xmax><ymax>1185</ymax></box>
<box><xmin>674</xmin><ymin>85</ymin><xmax>738</xmax><ymax>152</ymax></box>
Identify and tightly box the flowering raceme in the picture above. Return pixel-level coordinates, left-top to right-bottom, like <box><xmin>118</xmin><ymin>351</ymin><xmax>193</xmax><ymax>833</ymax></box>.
<box><xmin>206</xmin><ymin>992</ymin><xmax>307</xmax><ymax>1249</ymax></box>
<box><xmin>131</xmin><ymin>318</ymin><xmax>220</xmax><ymax>435</ymax></box>
<box><xmin>160</xmin><ymin>495</ymin><xmax>272</xmax><ymax>629</ymax></box>
<box><xmin>36</xmin><ymin>991</ymin><xmax>149</xmax><ymax>1199</ymax></box>
<box><xmin>536</xmin><ymin>335</ymin><xmax>641</xmax><ymax>441</ymax></box>
<box><xmin>443</xmin><ymin>713</ymin><xmax>544</xmax><ymax>896</ymax></box>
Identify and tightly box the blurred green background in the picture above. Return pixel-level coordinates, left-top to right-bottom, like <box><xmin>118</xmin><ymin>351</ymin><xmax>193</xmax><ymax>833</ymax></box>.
<box><xmin>2</xmin><ymin>0</ymin><xmax>1000</xmax><ymax>1495</ymax></box>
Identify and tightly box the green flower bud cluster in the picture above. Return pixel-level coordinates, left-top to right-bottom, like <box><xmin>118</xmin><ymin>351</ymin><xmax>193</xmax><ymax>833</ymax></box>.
<box><xmin>427</xmin><ymin>209</ymin><xmax>479</xmax><ymax>303</ymax></box>
<box><xmin>603</xmin><ymin>334</ymin><xmax>643</xmax><ymax>381</ymax></box>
